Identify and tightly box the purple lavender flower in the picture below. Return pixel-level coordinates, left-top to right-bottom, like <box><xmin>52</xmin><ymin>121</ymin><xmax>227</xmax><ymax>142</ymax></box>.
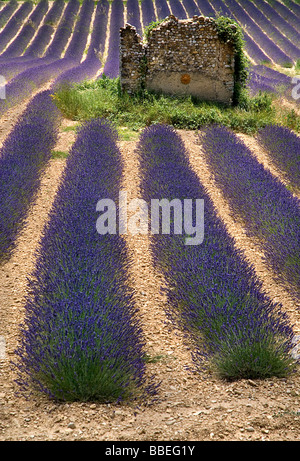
<box><xmin>154</xmin><ymin>0</ymin><xmax>171</xmax><ymax>21</ymax></box>
<box><xmin>0</xmin><ymin>0</ymin><xmax>49</xmax><ymax>59</ymax></box>
<box><xmin>238</xmin><ymin>0</ymin><xmax>300</xmax><ymax>63</ymax></box>
<box><xmin>194</xmin><ymin>0</ymin><xmax>216</xmax><ymax>17</ymax></box>
<box><xmin>168</xmin><ymin>0</ymin><xmax>187</xmax><ymax>19</ymax></box>
<box><xmin>127</xmin><ymin>0</ymin><xmax>143</xmax><ymax>36</ymax></box>
<box><xmin>53</xmin><ymin>0</ymin><xmax>109</xmax><ymax>89</ymax></box>
<box><xmin>251</xmin><ymin>0</ymin><xmax>300</xmax><ymax>46</ymax></box>
<box><xmin>223</xmin><ymin>0</ymin><xmax>294</xmax><ymax>66</ymax></box>
<box><xmin>0</xmin><ymin>1</ymin><xmax>33</xmax><ymax>54</ymax></box>
<box><xmin>13</xmin><ymin>118</ymin><xmax>158</xmax><ymax>402</ymax></box>
<box><xmin>137</xmin><ymin>123</ymin><xmax>296</xmax><ymax>380</ymax></box>
<box><xmin>267</xmin><ymin>0</ymin><xmax>300</xmax><ymax>33</ymax></box>
<box><xmin>0</xmin><ymin>0</ymin><xmax>18</xmax><ymax>29</ymax></box>
<box><xmin>22</xmin><ymin>0</ymin><xmax>65</xmax><ymax>58</ymax></box>
<box><xmin>181</xmin><ymin>0</ymin><xmax>200</xmax><ymax>17</ymax></box>
<box><xmin>141</xmin><ymin>0</ymin><xmax>156</xmax><ymax>27</ymax></box>
<box><xmin>101</xmin><ymin>0</ymin><xmax>124</xmax><ymax>79</ymax></box>
<box><xmin>257</xmin><ymin>125</ymin><xmax>300</xmax><ymax>194</ymax></box>
<box><xmin>0</xmin><ymin>0</ymin><xmax>91</xmax><ymax>116</ymax></box>
<box><xmin>201</xmin><ymin>124</ymin><xmax>300</xmax><ymax>301</ymax></box>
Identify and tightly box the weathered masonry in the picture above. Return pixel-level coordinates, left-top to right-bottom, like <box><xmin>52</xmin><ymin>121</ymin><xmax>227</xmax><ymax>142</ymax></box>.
<box><xmin>120</xmin><ymin>15</ymin><xmax>236</xmax><ymax>104</ymax></box>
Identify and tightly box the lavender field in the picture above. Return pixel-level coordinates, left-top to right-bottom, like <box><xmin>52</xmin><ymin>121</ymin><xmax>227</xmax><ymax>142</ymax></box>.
<box><xmin>0</xmin><ymin>0</ymin><xmax>300</xmax><ymax>442</ymax></box>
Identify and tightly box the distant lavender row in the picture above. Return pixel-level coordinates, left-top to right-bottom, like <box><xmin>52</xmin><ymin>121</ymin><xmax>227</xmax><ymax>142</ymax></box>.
<box><xmin>43</xmin><ymin>0</ymin><xmax>79</xmax><ymax>60</ymax></box>
<box><xmin>13</xmin><ymin>118</ymin><xmax>157</xmax><ymax>403</ymax></box>
<box><xmin>195</xmin><ymin>0</ymin><xmax>215</xmax><ymax>17</ymax></box>
<box><xmin>209</xmin><ymin>0</ymin><xmax>234</xmax><ymax>18</ymax></box>
<box><xmin>0</xmin><ymin>0</ymin><xmax>91</xmax><ymax>117</ymax></box>
<box><xmin>223</xmin><ymin>0</ymin><xmax>293</xmax><ymax>66</ymax></box>
<box><xmin>127</xmin><ymin>0</ymin><xmax>142</xmax><ymax>36</ymax></box>
<box><xmin>0</xmin><ymin>89</ymin><xmax>61</xmax><ymax>263</ymax></box>
<box><xmin>0</xmin><ymin>1</ymin><xmax>33</xmax><ymax>54</ymax></box>
<box><xmin>0</xmin><ymin>0</ymin><xmax>17</xmax><ymax>29</ymax></box>
<box><xmin>182</xmin><ymin>0</ymin><xmax>200</xmax><ymax>17</ymax></box>
<box><xmin>267</xmin><ymin>0</ymin><xmax>300</xmax><ymax>33</ymax></box>
<box><xmin>53</xmin><ymin>0</ymin><xmax>109</xmax><ymax>88</ymax></box>
<box><xmin>257</xmin><ymin>125</ymin><xmax>300</xmax><ymax>194</ymax></box>
<box><xmin>251</xmin><ymin>0</ymin><xmax>300</xmax><ymax>46</ymax></box>
<box><xmin>237</xmin><ymin>0</ymin><xmax>300</xmax><ymax>63</ymax></box>
<box><xmin>22</xmin><ymin>0</ymin><xmax>65</xmax><ymax>58</ymax></box>
<box><xmin>168</xmin><ymin>0</ymin><xmax>187</xmax><ymax>18</ymax></box>
<box><xmin>101</xmin><ymin>0</ymin><xmax>124</xmax><ymax>79</ymax></box>
<box><xmin>141</xmin><ymin>0</ymin><xmax>156</xmax><ymax>27</ymax></box>
<box><xmin>0</xmin><ymin>0</ymin><xmax>77</xmax><ymax>81</ymax></box>
<box><xmin>138</xmin><ymin>124</ymin><xmax>296</xmax><ymax>380</ymax></box>
<box><xmin>154</xmin><ymin>0</ymin><xmax>170</xmax><ymax>21</ymax></box>
<box><xmin>201</xmin><ymin>124</ymin><xmax>300</xmax><ymax>301</ymax></box>
<box><xmin>0</xmin><ymin>0</ymin><xmax>49</xmax><ymax>59</ymax></box>
<box><xmin>247</xmin><ymin>65</ymin><xmax>298</xmax><ymax>104</ymax></box>
<box><xmin>247</xmin><ymin>66</ymin><xmax>290</xmax><ymax>97</ymax></box>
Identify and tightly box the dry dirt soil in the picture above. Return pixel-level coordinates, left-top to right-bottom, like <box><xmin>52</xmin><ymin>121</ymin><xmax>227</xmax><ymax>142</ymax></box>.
<box><xmin>0</xmin><ymin>99</ymin><xmax>300</xmax><ymax>442</ymax></box>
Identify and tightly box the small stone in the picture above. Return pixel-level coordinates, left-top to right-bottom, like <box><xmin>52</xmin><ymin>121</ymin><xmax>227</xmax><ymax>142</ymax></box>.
<box><xmin>68</xmin><ymin>422</ymin><xmax>76</xmax><ymax>429</ymax></box>
<box><xmin>246</xmin><ymin>426</ymin><xmax>255</xmax><ymax>432</ymax></box>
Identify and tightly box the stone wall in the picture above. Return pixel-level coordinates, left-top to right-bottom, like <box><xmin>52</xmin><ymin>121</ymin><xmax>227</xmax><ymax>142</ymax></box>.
<box><xmin>119</xmin><ymin>15</ymin><xmax>236</xmax><ymax>104</ymax></box>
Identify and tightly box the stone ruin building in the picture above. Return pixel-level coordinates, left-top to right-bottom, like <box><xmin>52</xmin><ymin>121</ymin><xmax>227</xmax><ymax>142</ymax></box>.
<box><xmin>119</xmin><ymin>15</ymin><xmax>236</xmax><ymax>104</ymax></box>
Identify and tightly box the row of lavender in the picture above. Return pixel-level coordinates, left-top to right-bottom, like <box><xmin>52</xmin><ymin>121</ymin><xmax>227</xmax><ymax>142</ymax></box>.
<box><xmin>13</xmin><ymin>118</ymin><xmax>157</xmax><ymax>402</ymax></box>
<box><xmin>127</xmin><ymin>0</ymin><xmax>299</xmax><ymax>99</ymax></box>
<box><xmin>257</xmin><ymin>125</ymin><xmax>300</xmax><ymax>194</ymax></box>
<box><xmin>0</xmin><ymin>0</ymin><xmax>95</xmax><ymax>117</ymax></box>
<box><xmin>137</xmin><ymin>123</ymin><xmax>297</xmax><ymax>380</ymax></box>
<box><xmin>201</xmin><ymin>125</ymin><xmax>300</xmax><ymax>302</ymax></box>
<box><xmin>0</xmin><ymin>0</ymin><xmax>110</xmax><ymax>261</ymax></box>
<box><xmin>0</xmin><ymin>89</ymin><xmax>61</xmax><ymax>263</ymax></box>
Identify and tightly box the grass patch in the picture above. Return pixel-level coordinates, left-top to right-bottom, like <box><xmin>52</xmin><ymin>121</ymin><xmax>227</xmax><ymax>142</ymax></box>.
<box><xmin>52</xmin><ymin>75</ymin><xmax>300</xmax><ymax>135</ymax></box>
<box><xmin>51</xmin><ymin>150</ymin><xmax>69</xmax><ymax>159</ymax></box>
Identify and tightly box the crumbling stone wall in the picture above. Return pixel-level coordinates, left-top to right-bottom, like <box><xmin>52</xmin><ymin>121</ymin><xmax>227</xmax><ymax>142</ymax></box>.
<box><xmin>119</xmin><ymin>15</ymin><xmax>236</xmax><ymax>104</ymax></box>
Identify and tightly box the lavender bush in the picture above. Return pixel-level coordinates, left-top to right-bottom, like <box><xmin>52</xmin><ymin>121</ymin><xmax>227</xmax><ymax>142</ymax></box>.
<box><xmin>168</xmin><ymin>0</ymin><xmax>187</xmax><ymax>19</ymax></box>
<box><xmin>266</xmin><ymin>0</ymin><xmax>300</xmax><ymax>33</ymax></box>
<box><xmin>22</xmin><ymin>0</ymin><xmax>65</xmax><ymax>58</ymax></box>
<box><xmin>127</xmin><ymin>0</ymin><xmax>143</xmax><ymax>36</ymax></box>
<box><xmin>0</xmin><ymin>90</ymin><xmax>61</xmax><ymax>263</ymax></box>
<box><xmin>0</xmin><ymin>0</ymin><xmax>49</xmax><ymax>59</ymax></box>
<box><xmin>194</xmin><ymin>0</ymin><xmax>216</xmax><ymax>17</ymax></box>
<box><xmin>0</xmin><ymin>0</ymin><xmax>91</xmax><ymax>117</ymax></box>
<box><xmin>137</xmin><ymin>124</ymin><xmax>296</xmax><ymax>380</ymax></box>
<box><xmin>141</xmin><ymin>0</ymin><xmax>156</xmax><ymax>27</ymax></box>
<box><xmin>0</xmin><ymin>0</ymin><xmax>18</xmax><ymax>29</ymax></box>
<box><xmin>13</xmin><ymin>118</ymin><xmax>157</xmax><ymax>402</ymax></box>
<box><xmin>43</xmin><ymin>0</ymin><xmax>80</xmax><ymax>60</ymax></box>
<box><xmin>154</xmin><ymin>0</ymin><xmax>170</xmax><ymax>21</ymax></box>
<box><xmin>201</xmin><ymin>124</ymin><xmax>300</xmax><ymax>301</ymax></box>
<box><xmin>0</xmin><ymin>0</ymin><xmax>77</xmax><ymax>79</ymax></box>
<box><xmin>101</xmin><ymin>0</ymin><xmax>124</xmax><ymax>79</ymax></box>
<box><xmin>238</xmin><ymin>0</ymin><xmax>300</xmax><ymax>63</ymax></box>
<box><xmin>181</xmin><ymin>0</ymin><xmax>200</xmax><ymax>17</ymax></box>
<box><xmin>251</xmin><ymin>0</ymin><xmax>300</xmax><ymax>46</ymax></box>
<box><xmin>223</xmin><ymin>0</ymin><xmax>294</xmax><ymax>66</ymax></box>
<box><xmin>257</xmin><ymin>125</ymin><xmax>300</xmax><ymax>194</ymax></box>
<box><xmin>53</xmin><ymin>0</ymin><xmax>108</xmax><ymax>89</ymax></box>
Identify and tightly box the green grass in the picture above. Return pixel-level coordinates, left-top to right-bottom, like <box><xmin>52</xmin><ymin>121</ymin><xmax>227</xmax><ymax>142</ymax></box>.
<box><xmin>52</xmin><ymin>75</ymin><xmax>300</xmax><ymax>135</ymax></box>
